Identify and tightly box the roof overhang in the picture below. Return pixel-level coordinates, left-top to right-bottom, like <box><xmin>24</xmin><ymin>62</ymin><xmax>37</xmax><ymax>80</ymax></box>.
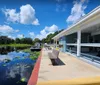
<box><xmin>52</xmin><ymin>6</ymin><xmax>100</xmax><ymax>40</ymax></box>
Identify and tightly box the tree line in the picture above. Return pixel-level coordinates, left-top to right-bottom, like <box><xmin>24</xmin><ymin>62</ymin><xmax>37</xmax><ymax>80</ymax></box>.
<box><xmin>0</xmin><ymin>36</ymin><xmax>33</xmax><ymax>44</ymax></box>
<box><xmin>41</xmin><ymin>29</ymin><xmax>63</xmax><ymax>44</ymax></box>
<box><xmin>0</xmin><ymin>29</ymin><xmax>63</xmax><ymax>45</ymax></box>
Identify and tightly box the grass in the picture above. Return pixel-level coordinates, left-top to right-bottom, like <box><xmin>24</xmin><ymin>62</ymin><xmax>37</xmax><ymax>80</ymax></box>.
<box><xmin>0</xmin><ymin>44</ymin><xmax>40</xmax><ymax>60</ymax></box>
<box><xmin>0</xmin><ymin>44</ymin><xmax>32</xmax><ymax>47</ymax></box>
<box><xmin>22</xmin><ymin>48</ymin><xmax>31</xmax><ymax>53</ymax></box>
<box><xmin>21</xmin><ymin>48</ymin><xmax>40</xmax><ymax>60</ymax></box>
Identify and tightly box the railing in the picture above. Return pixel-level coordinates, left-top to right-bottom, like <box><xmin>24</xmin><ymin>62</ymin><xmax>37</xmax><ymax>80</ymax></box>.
<box><xmin>66</xmin><ymin>49</ymin><xmax>77</xmax><ymax>54</ymax></box>
<box><xmin>66</xmin><ymin>49</ymin><xmax>100</xmax><ymax>64</ymax></box>
<box><xmin>66</xmin><ymin>43</ymin><xmax>100</xmax><ymax>47</ymax></box>
<box><xmin>81</xmin><ymin>53</ymin><xmax>100</xmax><ymax>64</ymax></box>
<box><xmin>81</xmin><ymin>43</ymin><xmax>100</xmax><ymax>47</ymax></box>
<box><xmin>67</xmin><ymin>43</ymin><xmax>77</xmax><ymax>46</ymax></box>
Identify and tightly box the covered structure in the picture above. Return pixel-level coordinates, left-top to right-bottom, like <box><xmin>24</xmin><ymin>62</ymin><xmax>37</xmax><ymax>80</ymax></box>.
<box><xmin>52</xmin><ymin>6</ymin><xmax>100</xmax><ymax>62</ymax></box>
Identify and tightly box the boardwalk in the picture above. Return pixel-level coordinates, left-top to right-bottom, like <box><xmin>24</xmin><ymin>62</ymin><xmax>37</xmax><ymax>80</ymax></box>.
<box><xmin>37</xmin><ymin>48</ymin><xmax>100</xmax><ymax>82</ymax></box>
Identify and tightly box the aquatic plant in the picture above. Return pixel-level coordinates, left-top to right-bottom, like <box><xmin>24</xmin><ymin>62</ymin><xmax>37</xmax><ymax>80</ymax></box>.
<box><xmin>21</xmin><ymin>77</ymin><xmax>26</xmax><ymax>82</ymax></box>
<box><xmin>3</xmin><ymin>58</ymin><xmax>11</xmax><ymax>63</ymax></box>
<box><xmin>21</xmin><ymin>49</ymin><xmax>40</xmax><ymax>60</ymax></box>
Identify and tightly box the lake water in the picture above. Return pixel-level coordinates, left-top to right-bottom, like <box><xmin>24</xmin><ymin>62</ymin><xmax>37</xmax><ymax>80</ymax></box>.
<box><xmin>0</xmin><ymin>51</ymin><xmax>36</xmax><ymax>85</ymax></box>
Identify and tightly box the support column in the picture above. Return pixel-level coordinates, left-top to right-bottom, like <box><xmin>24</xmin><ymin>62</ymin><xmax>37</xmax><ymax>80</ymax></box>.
<box><xmin>53</xmin><ymin>40</ymin><xmax>55</xmax><ymax>48</ymax></box>
<box><xmin>77</xmin><ymin>30</ymin><xmax>81</xmax><ymax>57</ymax></box>
<box><xmin>63</xmin><ymin>36</ymin><xmax>66</xmax><ymax>52</ymax></box>
<box><xmin>56</xmin><ymin>39</ymin><xmax>57</xmax><ymax>48</ymax></box>
<box><xmin>60</xmin><ymin>36</ymin><xmax>66</xmax><ymax>52</ymax></box>
<box><xmin>54</xmin><ymin>40</ymin><xmax>56</xmax><ymax>48</ymax></box>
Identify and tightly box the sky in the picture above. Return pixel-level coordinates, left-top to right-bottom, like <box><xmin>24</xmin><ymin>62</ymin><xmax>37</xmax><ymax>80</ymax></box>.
<box><xmin>0</xmin><ymin>0</ymin><xmax>100</xmax><ymax>40</ymax></box>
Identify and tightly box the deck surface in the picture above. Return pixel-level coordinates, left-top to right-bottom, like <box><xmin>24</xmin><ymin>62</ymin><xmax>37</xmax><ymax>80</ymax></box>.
<box><xmin>38</xmin><ymin>48</ymin><xmax>100</xmax><ymax>82</ymax></box>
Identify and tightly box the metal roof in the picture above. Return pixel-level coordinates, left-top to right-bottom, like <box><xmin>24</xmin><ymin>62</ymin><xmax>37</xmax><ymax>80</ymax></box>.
<box><xmin>52</xmin><ymin>6</ymin><xmax>100</xmax><ymax>40</ymax></box>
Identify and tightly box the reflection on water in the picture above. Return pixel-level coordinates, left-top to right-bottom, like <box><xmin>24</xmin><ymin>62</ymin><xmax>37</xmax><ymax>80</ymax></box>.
<box><xmin>0</xmin><ymin>51</ymin><xmax>30</xmax><ymax>62</ymax></box>
<box><xmin>0</xmin><ymin>46</ymin><xmax>14</xmax><ymax>54</ymax></box>
<box><xmin>0</xmin><ymin>51</ymin><xmax>36</xmax><ymax>85</ymax></box>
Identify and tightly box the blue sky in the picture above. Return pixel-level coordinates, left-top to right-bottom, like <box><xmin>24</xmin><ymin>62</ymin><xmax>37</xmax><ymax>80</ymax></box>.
<box><xmin>0</xmin><ymin>0</ymin><xmax>100</xmax><ymax>40</ymax></box>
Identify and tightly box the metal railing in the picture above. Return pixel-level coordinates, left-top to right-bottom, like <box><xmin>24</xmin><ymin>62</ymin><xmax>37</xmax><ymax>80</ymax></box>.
<box><xmin>66</xmin><ymin>49</ymin><xmax>100</xmax><ymax>64</ymax></box>
<box><xmin>66</xmin><ymin>49</ymin><xmax>77</xmax><ymax>54</ymax></box>
<box><xmin>81</xmin><ymin>53</ymin><xmax>100</xmax><ymax>64</ymax></box>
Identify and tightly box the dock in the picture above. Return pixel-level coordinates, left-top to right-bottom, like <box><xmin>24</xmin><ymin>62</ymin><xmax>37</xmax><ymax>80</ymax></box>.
<box><xmin>28</xmin><ymin>48</ymin><xmax>100</xmax><ymax>85</ymax></box>
<box><xmin>38</xmin><ymin>48</ymin><xmax>100</xmax><ymax>82</ymax></box>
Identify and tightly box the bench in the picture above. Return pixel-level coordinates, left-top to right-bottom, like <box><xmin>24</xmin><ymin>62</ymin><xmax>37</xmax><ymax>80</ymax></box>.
<box><xmin>48</xmin><ymin>49</ymin><xmax>65</xmax><ymax>66</ymax></box>
<box><xmin>48</xmin><ymin>49</ymin><xmax>59</xmax><ymax>59</ymax></box>
<box><xmin>48</xmin><ymin>49</ymin><xmax>59</xmax><ymax>65</ymax></box>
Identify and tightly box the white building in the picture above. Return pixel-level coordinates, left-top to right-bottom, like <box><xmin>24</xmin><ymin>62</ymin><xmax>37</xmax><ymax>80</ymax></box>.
<box><xmin>52</xmin><ymin>6</ymin><xmax>100</xmax><ymax>62</ymax></box>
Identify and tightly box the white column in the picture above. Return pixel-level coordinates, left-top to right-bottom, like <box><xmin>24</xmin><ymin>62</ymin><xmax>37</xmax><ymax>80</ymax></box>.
<box><xmin>56</xmin><ymin>39</ymin><xmax>57</xmax><ymax>48</ymax></box>
<box><xmin>54</xmin><ymin>40</ymin><xmax>56</xmax><ymax>48</ymax></box>
<box><xmin>77</xmin><ymin>30</ymin><xmax>81</xmax><ymax>57</ymax></box>
<box><xmin>63</xmin><ymin>36</ymin><xmax>66</xmax><ymax>52</ymax></box>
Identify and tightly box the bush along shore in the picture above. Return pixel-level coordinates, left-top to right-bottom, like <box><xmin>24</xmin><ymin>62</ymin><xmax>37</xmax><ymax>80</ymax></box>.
<box><xmin>0</xmin><ymin>44</ymin><xmax>40</xmax><ymax>60</ymax></box>
<box><xmin>0</xmin><ymin>44</ymin><xmax>32</xmax><ymax>49</ymax></box>
<box><xmin>20</xmin><ymin>48</ymin><xmax>40</xmax><ymax>60</ymax></box>
<box><xmin>0</xmin><ymin>44</ymin><xmax>32</xmax><ymax>54</ymax></box>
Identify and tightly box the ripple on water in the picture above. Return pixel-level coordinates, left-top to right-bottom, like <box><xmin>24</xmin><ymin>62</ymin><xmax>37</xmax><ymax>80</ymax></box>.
<box><xmin>0</xmin><ymin>51</ymin><xmax>36</xmax><ymax>85</ymax></box>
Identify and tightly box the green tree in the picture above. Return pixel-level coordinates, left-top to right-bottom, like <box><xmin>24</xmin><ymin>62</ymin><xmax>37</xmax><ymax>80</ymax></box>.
<box><xmin>41</xmin><ymin>29</ymin><xmax>64</xmax><ymax>44</ymax></box>
<box><xmin>33</xmin><ymin>38</ymin><xmax>41</xmax><ymax>45</ymax></box>
<box><xmin>0</xmin><ymin>36</ymin><xmax>14</xmax><ymax>44</ymax></box>
<box><xmin>15</xmin><ymin>38</ymin><xmax>21</xmax><ymax>44</ymax></box>
<box><xmin>24</xmin><ymin>38</ymin><xmax>33</xmax><ymax>44</ymax></box>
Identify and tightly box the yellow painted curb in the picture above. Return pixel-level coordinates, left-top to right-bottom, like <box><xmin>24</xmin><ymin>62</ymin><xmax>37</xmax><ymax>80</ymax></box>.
<box><xmin>37</xmin><ymin>76</ymin><xmax>100</xmax><ymax>85</ymax></box>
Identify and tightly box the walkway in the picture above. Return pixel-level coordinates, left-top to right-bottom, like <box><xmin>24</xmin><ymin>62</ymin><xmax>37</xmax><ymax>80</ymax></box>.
<box><xmin>37</xmin><ymin>48</ymin><xmax>100</xmax><ymax>82</ymax></box>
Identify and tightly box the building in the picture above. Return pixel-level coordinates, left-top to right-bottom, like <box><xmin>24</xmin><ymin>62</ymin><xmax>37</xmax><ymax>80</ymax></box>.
<box><xmin>52</xmin><ymin>6</ymin><xmax>100</xmax><ymax>62</ymax></box>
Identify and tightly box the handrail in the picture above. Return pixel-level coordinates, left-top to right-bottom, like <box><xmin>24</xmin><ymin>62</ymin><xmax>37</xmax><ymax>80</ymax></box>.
<box><xmin>81</xmin><ymin>53</ymin><xmax>100</xmax><ymax>62</ymax></box>
<box><xmin>66</xmin><ymin>48</ymin><xmax>100</xmax><ymax>63</ymax></box>
<box><xmin>66</xmin><ymin>49</ymin><xmax>77</xmax><ymax>53</ymax></box>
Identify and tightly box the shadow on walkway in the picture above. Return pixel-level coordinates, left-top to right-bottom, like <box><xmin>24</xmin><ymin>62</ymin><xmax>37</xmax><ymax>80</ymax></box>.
<box><xmin>50</xmin><ymin>58</ymin><xmax>65</xmax><ymax>66</ymax></box>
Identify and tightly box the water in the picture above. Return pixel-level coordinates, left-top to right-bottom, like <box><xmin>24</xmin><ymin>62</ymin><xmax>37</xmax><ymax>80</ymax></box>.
<box><xmin>0</xmin><ymin>51</ymin><xmax>36</xmax><ymax>85</ymax></box>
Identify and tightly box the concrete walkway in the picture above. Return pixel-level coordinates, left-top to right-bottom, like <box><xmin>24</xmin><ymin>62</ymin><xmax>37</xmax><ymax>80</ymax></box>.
<box><xmin>38</xmin><ymin>48</ymin><xmax>100</xmax><ymax>82</ymax></box>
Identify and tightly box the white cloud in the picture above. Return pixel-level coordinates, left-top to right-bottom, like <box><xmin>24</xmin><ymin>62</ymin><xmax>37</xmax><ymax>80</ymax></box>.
<box><xmin>17</xmin><ymin>34</ymin><xmax>24</xmax><ymax>39</ymax></box>
<box><xmin>45</xmin><ymin>24</ymin><xmax>58</xmax><ymax>32</ymax></box>
<box><xmin>36</xmin><ymin>34</ymin><xmax>45</xmax><ymax>40</ymax></box>
<box><xmin>36</xmin><ymin>24</ymin><xmax>58</xmax><ymax>40</ymax></box>
<box><xmin>20</xmin><ymin>4</ymin><xmax>39</xmax><ymax>25</ymax></box>
<box><xmin>29</xmin><ymin>32</ymin><xmax>35</xmax><ymax>38</ymax></box>
<box><xmin>36</xmin><ymin>31</ymin><xmax>54</xmax><ymax>40</ymax></box>
<box><xmin>40</xmin><ymin>29</ymin><xmax>47</xmax><ymax>35</ymax></box>
<box><xmin>66</xmin><ymin>0</ymin><xmax>88</xmax><ymax>25</ymax></box>
<box><xmin>56</xmin><ymin>0</ymin><xmax>67</xmax><ymax>12</ymax></box>
<box><xmin>2</xmin><ymin>4</ymin><xmax>39</xmax><ymax>25</ymax></box>
<box><xmin>36</xmin><ymin>30</ymin><xmax>47</xmax><ymax>40</ymax></box>
<box><xmin>8</xmin><ymin>35</ymin><xmax>15</xmax><ymax>39</ymax></box>
<box><xmin>0</xmin><ymin>25</ymin><xmax>19</xmax><ymax>35</ymax></box>
<box><xmin>2</xmin><ymin>9</ymin><xmax>19</xmax><ymax>23</ymax></box>
<box><xmin>15</xmin><ymin>30</ymin><xmax>19</xmax><ymax>32</ymax></box>
<box><xmin>56</xmin><ymin>4</ymin><xmax>67</xmax><ymax>12</ymax></box>
<box><xmin>32</xmin><ymin>19</ymin><xmax>40</xmax><ymax>25</ymax></box>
